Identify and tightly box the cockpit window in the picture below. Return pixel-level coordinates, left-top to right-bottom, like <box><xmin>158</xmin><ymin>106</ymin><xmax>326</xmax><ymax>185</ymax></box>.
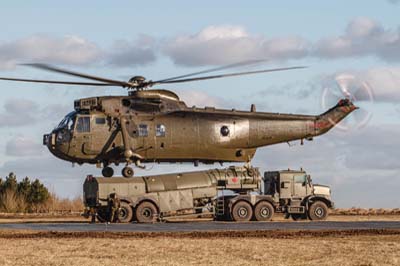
<box><xmin>76</xmin><ymin>116</ymin><xmax>90</xmax><ymax>133</ymax></box>
<box><xmin>57</xmin><ymin>111</ymin><xmax>76</xmax><ymax>130</ymax></box>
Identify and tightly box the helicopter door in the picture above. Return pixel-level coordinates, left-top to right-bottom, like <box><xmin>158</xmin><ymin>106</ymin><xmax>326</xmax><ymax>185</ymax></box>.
<box><xmin>88</xmin><ymin>116</ymin><xmax>110</xmax><ymax>155</ymax></box>
<box><xmin>135</xmin><ymin>121</ymin><xmax>155</xmax><ymax>159</ymax></box>
<box><xmin>72</xmin><ymin>115</ymin><xmax>92</xmax><ymax>155</ymax></box>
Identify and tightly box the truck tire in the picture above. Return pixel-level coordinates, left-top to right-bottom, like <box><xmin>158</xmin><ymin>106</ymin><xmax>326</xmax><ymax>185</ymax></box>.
<box><xmin>254</xmin><ymin>201</ymin><xmax>274</xmax><ymax>221</ymax></box>
<box><xmin>135</xmin><ymin>201</ymin><xmax>158</xmax><ymax>223</ymax></box>
<box><xmin>308</xmin><ymin>201</ymin><xmax>328</xmax><ymax>221</ymax></box>
<box><xmin>231</xmin><ymin>201</ymin><xmax>253</xmax><ymax>222</ymax></box>
<box><xmin>118</xmin><ymin>202</ymin><xmax>134</xmax><ymax>223</ymax></box>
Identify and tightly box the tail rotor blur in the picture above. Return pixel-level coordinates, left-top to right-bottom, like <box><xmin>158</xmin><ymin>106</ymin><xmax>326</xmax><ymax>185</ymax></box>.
<box><xmin>321</xmin><ymin>73</ymin><xmax>374</xmax><ymax>132</ymax></box>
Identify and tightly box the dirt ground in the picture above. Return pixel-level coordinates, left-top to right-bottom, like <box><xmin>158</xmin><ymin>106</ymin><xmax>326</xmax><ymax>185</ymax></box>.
<box><xmin>0</xmin><ymin>230</ymin><xmax>399</xmax><ymax>266</ymax></box>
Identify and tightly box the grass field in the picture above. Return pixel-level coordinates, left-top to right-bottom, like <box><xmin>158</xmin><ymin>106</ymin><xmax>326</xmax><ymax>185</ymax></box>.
<box><xmin>0</xmin><ymin>230</ymin><xmax>399</xmax><ymax>266</ymax></box>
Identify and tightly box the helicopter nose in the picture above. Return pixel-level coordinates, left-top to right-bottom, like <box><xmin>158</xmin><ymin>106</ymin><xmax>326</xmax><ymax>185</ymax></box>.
<box><xmin>43</xmin><ymin>133</ymin><xmax>56</xmax><ymax>147</ymax></box>
<box><xmin>43</xmin><ymin>134</ymin><xmax>49</xmax><ymax>146</ymax></box>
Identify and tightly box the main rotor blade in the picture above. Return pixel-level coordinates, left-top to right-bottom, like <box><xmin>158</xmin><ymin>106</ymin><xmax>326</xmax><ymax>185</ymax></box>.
<box><xmin>0</xmin><ymin>77</ymin><xmax>117</xmax><ymax>86</ymax></box>
<box><xmin>154</xmin><ymin>59</ymin><xmax>268</xmax><ymax>83</ymax></box>
<box><xmin>22</xmin><ymin>63</ymin><xmax>131</xmax><ymax>87</ymax></box>
<box><xmin>152</xmin><ymin>66</ymin><xmax>307</xmax><ymax>85</ymax></box>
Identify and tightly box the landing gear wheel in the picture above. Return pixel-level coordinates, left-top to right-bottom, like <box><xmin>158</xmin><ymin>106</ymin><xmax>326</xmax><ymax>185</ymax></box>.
<box><xmin>102</xmin><ymin>167</ymin><xmax>114</xmax><ymax>178</ymax></box>
<box><xmin>135</xmin><ymin>201</ymin><xmax>158</xmax><ymax>223</ymax></box>
<box><xmin>118</xmin><ymin>202</ymin><xmax>133</xmax><ymax>223</ymax></box>
<box><xmin>254</xmin><ymin>201</ymin><xmax>274</xmax><ymax>221</ymax></box>
<box><xmin>122</xmin><ymin>167</ymin><xmax>134</xmax><ymax>178</ymax></box>
<box><xmin>231</xmin><ymin>201</ymin><xmax>253</xmax><ymax>222</ymax></box>
<box><xmin>308</xmin><ymin>201</ymin><xmax>328</xmax><ymax>221</ymax></box>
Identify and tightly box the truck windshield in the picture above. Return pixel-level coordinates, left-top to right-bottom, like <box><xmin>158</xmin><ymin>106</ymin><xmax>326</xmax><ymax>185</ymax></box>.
<box><xmin>56</xmin><ymin>111</ymin><xmax>77</xmax><ymax>130</ymax></box>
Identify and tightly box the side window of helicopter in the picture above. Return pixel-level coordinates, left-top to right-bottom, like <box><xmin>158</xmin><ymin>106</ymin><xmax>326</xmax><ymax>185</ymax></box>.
<box><xmin>138</xmin><ymin>124</ymin><xmax>148</xmax><ymax>137</ymax></box>
<box><xmin>156</xmin><ymin>124</ymin><xmax>166</xmax><ymax>137</ymax></box>
<box><xmin>76</xmin><ymin>116</ymin><xmax>90</xmax><ymax>133</ymax></box>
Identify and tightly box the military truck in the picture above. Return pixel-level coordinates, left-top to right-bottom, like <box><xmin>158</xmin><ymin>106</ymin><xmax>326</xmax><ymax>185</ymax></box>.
<box><xmin>215</xmin><ymin>169</ymin><xmax>333</xmax><ymax>222</ymax></box>
<box><xmin>83</xmin><ymin>166</ymin><xmax>333</xmax><ymax>223</ymax></box>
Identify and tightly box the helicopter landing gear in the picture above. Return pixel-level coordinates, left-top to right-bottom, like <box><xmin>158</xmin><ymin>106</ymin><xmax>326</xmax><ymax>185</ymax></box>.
<box><xmin>122</xmin><ymin>166</ymin><xmax>134</xmax><ymax>178</ymax></box>
<box><xmin>102</xmin><ymin>166</ymin><xmax>114</xmax><ymax>178</ymax></box>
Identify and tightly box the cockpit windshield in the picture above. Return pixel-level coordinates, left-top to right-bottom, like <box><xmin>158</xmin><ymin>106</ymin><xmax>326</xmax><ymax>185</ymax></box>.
<box><xmin>56</xmin><ymin>111</ymin><xmax>77</xmax><ymax>130</ymax></box>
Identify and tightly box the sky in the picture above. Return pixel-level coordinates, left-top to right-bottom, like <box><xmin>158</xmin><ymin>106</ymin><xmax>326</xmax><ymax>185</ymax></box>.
<box><xmin>0</xmin><ymin>1</ymin><xmax>399</xmax><ymax>207</ymax></box>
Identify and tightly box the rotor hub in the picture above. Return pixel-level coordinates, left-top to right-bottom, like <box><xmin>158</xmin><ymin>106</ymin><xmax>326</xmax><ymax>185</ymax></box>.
<box><xmin>128</xmin><ymin>76</ymin><xmax>147</xmax><ymax>89</ymax></box>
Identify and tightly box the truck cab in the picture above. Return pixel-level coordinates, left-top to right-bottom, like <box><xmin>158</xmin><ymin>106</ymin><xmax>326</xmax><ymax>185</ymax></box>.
<box><xmin>215</xmin><ymin>169</ymin><xmax>334</xmax><ymax>222</ymax></box>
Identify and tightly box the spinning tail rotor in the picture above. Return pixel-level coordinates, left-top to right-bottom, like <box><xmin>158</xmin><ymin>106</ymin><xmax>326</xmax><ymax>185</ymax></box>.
<box><xmin>321</xmin><ymin>74</ymin><xmax>374</xmax><ymax>131</ymax></box>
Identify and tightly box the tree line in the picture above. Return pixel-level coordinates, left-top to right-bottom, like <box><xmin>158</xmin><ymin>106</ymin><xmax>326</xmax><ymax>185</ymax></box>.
<box><xmin>0</xmin><ymin>172</ymin><xmax>50</xmax><ymax>212</ymax></box>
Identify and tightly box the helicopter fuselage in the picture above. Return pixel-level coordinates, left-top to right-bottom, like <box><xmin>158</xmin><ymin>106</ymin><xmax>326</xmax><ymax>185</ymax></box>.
<box><xmin>43</xmin><ymin>89</ymin><xmax>357</xmax><ymax>168</ymax></box>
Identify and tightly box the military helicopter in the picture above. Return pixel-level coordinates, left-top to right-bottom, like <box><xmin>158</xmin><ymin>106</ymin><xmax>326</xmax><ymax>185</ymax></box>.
<box><xmin>0</xmin><ymin>62</ymin><xmax>358</xmax><ymax>177</ymax></box>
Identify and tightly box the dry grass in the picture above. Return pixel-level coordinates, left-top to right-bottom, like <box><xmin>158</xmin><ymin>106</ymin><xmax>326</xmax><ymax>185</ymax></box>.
<box><xmin>45</xmin><ymin>194</ymin><xmax>84</xmax><ymax>213</ymax></box>
<box><xmin>333</xmin><ymin>208</ymin><xmax>400</xmax><ymax>216</ymax></box>
<box><xmin>0</xmin><ymin>231</ymin><xmax>399</xmax><ymax>266</ymax></box>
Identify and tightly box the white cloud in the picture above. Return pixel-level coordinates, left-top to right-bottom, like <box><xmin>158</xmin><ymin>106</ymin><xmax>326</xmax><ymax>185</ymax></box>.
<box><xmin>176</xmin><ymin>89</ymin><xmax>226</xmax><ymax>108</ymax></box>
<box><xmin>0</xmin><ymin>99</ymin><xmax>72</xmax><ymax>128</ymax></box>
<box><xmin>0</xmin><ymin>99</ymin><xmax>39</xmax><ymax>127</ymax></box>
<box><xmin>361</xmin><ymin>67</ymin><xmax>400</xmax><ymax>102</ymax></box>
<box><xmin>318</xmin><ymin>67</ymin><xmax>400</xmax><ymax>103</ymax></box>
<box><xmin>5</xmin><ymin>136</ymin><xmax>44</xmax><ymax>157</ymax></box>
<box><xmin>163</xmin><ymin>25</ymin><xmax>309</xmax><ymax>66</ymax></box>
<box><xmin>0</xmin><ymin>35</ymin><xmax>102</xmax><ymax>69</ymax></box>
<box><xmin>1</xmin><ymin>18</ymin><xmax>400</xmax><ymax>70</ymax></box>
<box><xmin>314</xmin><ymin>17</ymin><xmax>400</xmax><ymax>62</ymax></box>
<box><xmin>106</xmin><ymin>35</ymin><xmax>157</xmax><ymax>67</ymax></box>
<box><xmin>163</xmin><ymin>18</ymin><xmax>400</xmax><ymax>66</ymax></box>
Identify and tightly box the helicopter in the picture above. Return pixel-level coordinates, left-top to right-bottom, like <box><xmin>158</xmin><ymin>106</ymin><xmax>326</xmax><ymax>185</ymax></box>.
<box><xmin>0</xmin><ymin>62</ymin><xmax>358</xmax><ymax>177</ymax></box>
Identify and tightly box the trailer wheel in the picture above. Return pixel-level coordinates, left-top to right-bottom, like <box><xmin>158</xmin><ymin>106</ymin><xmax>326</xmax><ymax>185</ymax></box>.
<box><xmin>231</xmin><ymin>201</ymin><xmax>253</xmax><ymax>222</ymax></box>
<box><xmin>308</xmin><ymin>201</ymin><xmax>328</xmax><ymax>221</ymax></box>
<box><xmin>254</xmin><ymin>201</ymin><xmax>274</xmax><ymax>221</ymax></box>
<box><xmin>135</xmin><ymin>201</ymin><xmax>158</xmax><ymax>223</ymax></box>
<box><xmin>118</xmin><ymin>202</ymin><xmax>133</xmax><ymax>223</ymax></box>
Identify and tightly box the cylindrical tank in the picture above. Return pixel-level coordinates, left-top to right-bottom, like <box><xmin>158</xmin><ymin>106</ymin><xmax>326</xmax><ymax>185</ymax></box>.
<box><xmin>83</xmin><ymin>166</ymin><xmax>261</xmax><ymax>207</ymax></box>
<box><xmin>142</xmin><ymin>166</ymin><xmax>261</xmax><ymax>193</ymax></box>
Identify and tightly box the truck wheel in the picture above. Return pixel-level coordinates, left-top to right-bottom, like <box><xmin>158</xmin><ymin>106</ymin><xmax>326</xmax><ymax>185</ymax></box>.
<box><xmin>231</xmin><ymin>201</ymin><xmax>253</xmax><ymax>222</ymax></box>
<box><xmin>308</xmin><ymin>201</ymin><xmax>328</xmax><ymax>221</ymax></box>
<box><xmin>135</xmin><ymin>201</ymin><xmax>158</xmax><ymax>223</ymax></box>
<box><xmin>254</xmin><ymin>201</ymin><xmax>274</xmax><ymax>221</ymax></box>
<box><xmin>118</xmin><ymin>202</ymin><xmax>133</xmax><ymax>223</ymax></box>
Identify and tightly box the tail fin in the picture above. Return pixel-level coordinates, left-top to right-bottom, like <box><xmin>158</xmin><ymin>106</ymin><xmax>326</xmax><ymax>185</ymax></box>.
<box><xmin>313</xmin><ymin>99</ymin><xmax>358</xmax><ymax>136</ymax></box>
